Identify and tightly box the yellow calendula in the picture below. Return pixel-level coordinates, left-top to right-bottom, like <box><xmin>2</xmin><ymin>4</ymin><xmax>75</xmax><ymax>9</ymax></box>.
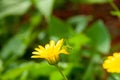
<box><xmin>103</xmin><ymin>52</ymin><xmax>120</xmax><ymax>73</ymax></box>
<box><xmin>31</xmin><ymin>39</ymin><xmax>68</xmax><ymax>65</ymax></box>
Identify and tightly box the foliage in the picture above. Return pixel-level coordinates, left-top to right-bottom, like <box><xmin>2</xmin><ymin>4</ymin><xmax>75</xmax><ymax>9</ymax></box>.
<box><xmin>0</xmin><ymin>0</ymin><xmax>119</xmax><ymax>80</ymax></box>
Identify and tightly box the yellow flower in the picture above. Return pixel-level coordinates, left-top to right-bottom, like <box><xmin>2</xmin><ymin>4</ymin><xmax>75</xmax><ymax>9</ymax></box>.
<box><xmin>103</xmin><ymin>52</ymin><xmax>120</xmax><ymax>73</ymax></box>
<box><xmin>31</xmin><ymin>39</ymin><xmax>68</xmax><ymax>65</ymax></box>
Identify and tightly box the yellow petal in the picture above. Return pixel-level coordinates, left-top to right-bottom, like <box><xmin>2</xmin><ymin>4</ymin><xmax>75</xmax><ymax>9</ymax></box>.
<box><xmin>102</xmin><ymin>52</ymin><xmax>120</xmax><ymax>73</ymax></box>
<box><xmin>35</xmin><ymin>48</ymin><xmax>41</xmax><ymax>52</ymax></box>
<box><xmin>38</xmin><ymin>45</ymin><xmax>45</xmax><ymax>50</ymax></box>
<box><xmin>45</xmin><ymin>44</ymin><xmax>50</xmax><ymax>49</ymax></box>
<box><xmin>32</xmin><ymin>52</ymin><xmax>39</xmax><ymax>54</ymax></box>
<box><xmin>50</xmin><ymin>40</ymin><xmax>55</xmax><ymax>47</ymax></box>
<box><xmin>55</xmin><ymin>39</ymin><xmax>63</xmax><ymax>50</ymax></box>
<box><xmin>31</xmin><ymin>56</ymin><xmax>40</xmax><ymax>58</ymax></box>
<box><xmin>59</xmin><ymin>49</ymin><xmax>68</xmax><ymax>54</ymax></box>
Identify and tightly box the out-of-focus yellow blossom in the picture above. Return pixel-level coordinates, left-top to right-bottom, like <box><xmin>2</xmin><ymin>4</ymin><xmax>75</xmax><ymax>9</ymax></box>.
<box><xmin>103</xmin><ymin>52</ymin><xmax>120</xmax><ymax>73</ymax></box>
<box><xmin>31</xmin><ymin>39</ymin><xmax>68</xmax><ymax>65</ymax></box>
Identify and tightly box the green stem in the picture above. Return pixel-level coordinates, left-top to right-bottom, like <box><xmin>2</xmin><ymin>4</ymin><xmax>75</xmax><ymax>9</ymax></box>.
<box><xmin>108</xmin><ymin>0</ymin><xmax>120</xmax><ymax>19</ymax></box>
<box><xmin>55</xmin><ymin>64</ymin><xmax>68</xmax><ymax>80</ymax></box>
<box><xmin>108</xmin><ymin>0</ymin><xmax>119</xmax><ymax>11</ymax></box>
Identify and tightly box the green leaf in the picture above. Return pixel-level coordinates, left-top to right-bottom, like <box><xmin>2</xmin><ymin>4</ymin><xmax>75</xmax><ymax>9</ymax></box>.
<box><xmin>67</xmin><ymin>15</ymin><xmax>92</xmax><ymax>33</ymax></box>
<box><xmin>34</xmin><ymin>0</ymin><xmax>55</xmax><ymax>21</ymax></box>
<box><xmin>69</xmin><ymin>33</ymin><xmax>90</xmax><ymax>50</ymax></box>
<box><xmin>50</xmin><ymin>63</ymin><xmax>74</xmax><ymax>80</ymax></box>
<box><xmin>0</xmin><ymin>14</ymin><xmax>42</xmax><ymax>60</ymax></box>
<box><xmin>0</xmin><ymin>0</ymin><xmax>31</xmax><ymax>19</ymax></box>
<box><xmin>109</xmin><ymin>73</ymin><xmax>120</xmax><ymax>80</ymax></box>
<box><xmin>82</xmin><ymin>52</ymin><xmax>97</xmax><ymax>80</ymax></box>
<box><xmin>111</xmin><ymin>11</ymin><xmax>120</xmax><ymax>18</ymax></box>
<box><xmin>0</xmin><ymin>60</ymin><xmax>3</xmax><ymax>74</ymax></box>
<box><xmin>0</xmin><ymin>29</ymin><xmax>31</xmax><ymax>59</ymax></box>
<box><xmin>68</xmin><ymin>33</ymin><xmax>90</xmax><ymax>63</ymax></box>
<box><xmin>48</xmin><ymin>16</ymin><xmax>73</xmax><ymax>38</ymax></box>
<box><xmin>86</xmin><ymin>20</ymin><xmax>111</xmax><ymax>54</ymax></box>
<box><xmin>1</xmin><ymin>62</ymin><xmax>33</xmax><ymax>80</ymax></box>
<box><xmin>20</xmin><ymin>70</ymin><xmax>29</xmax><ymax>80</ymax></box>
<box><xmin>30</xmin><ymin>62</ymin><xmax>55</xmax><ymax>77</ymax></box>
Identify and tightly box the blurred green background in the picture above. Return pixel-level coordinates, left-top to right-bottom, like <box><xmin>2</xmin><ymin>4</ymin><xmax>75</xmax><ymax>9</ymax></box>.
<box><xmin>0</xmin><ymin>0</ymin><xmax>120</xmax><ymax>80</ymax></box>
